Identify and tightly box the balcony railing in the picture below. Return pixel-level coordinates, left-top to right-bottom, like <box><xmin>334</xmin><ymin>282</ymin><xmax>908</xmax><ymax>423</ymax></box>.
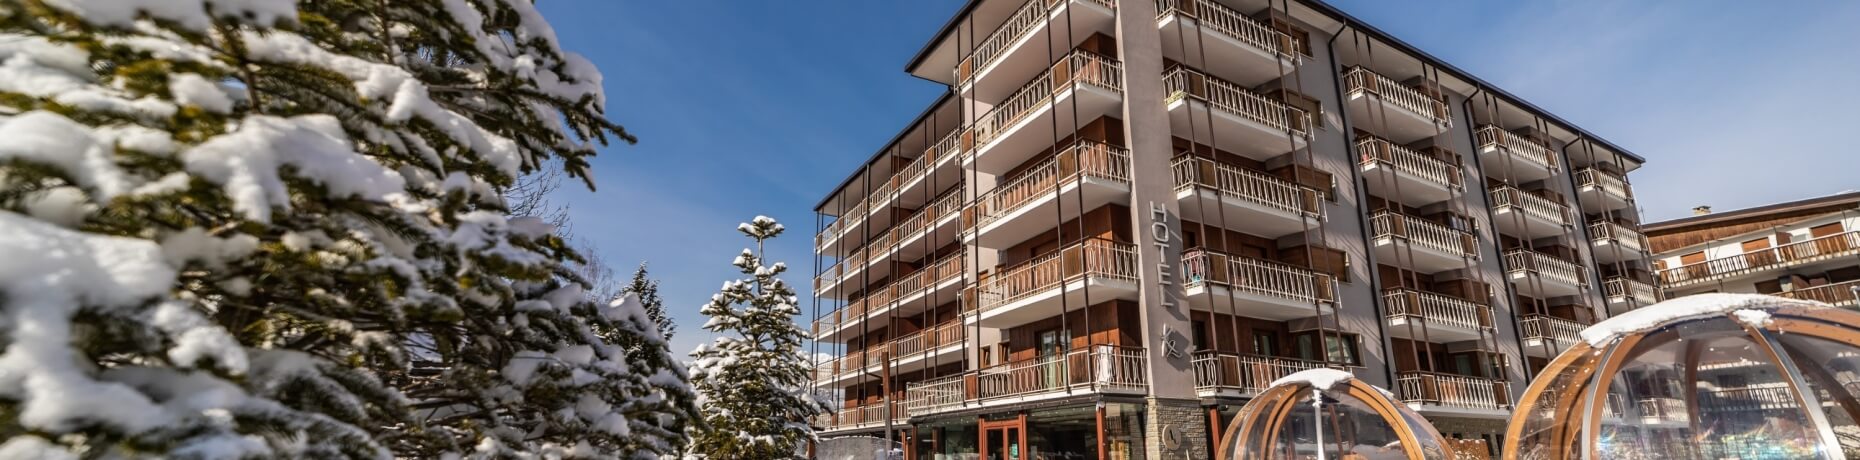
<box><xmin>823</xmin><ymin>402</ymin><xmax>906</xmax><ymax>431</ymax></box>
<box><xmin>1637</xmin><ymin>397</ymin><xmax>1686</xmax><ymax>422</ymax></box>
<box><xmin>972</xmin><ymin>51</ymin><xmax>1125</xmax><ymax>148</ymax></box>
<box><xmin>1182</xmin><ymin>249</ymin><xmax>1336</xmax><ymax>304</ymax></box>
<box><xmin>894</xmin><ymin>129</ymin><xmax>967</xmax><ymax>194</ymax></box>
<box><xmin>892</xmin><ymin>188</ymin><xmax>964</xmax><ymax>245</ymax></box>
<box><xmin>815</xmin><ymin>262</ymin><xmax>842</xmax><ymax>292</ymax></box>
<box><xmin>1520</xmin><ymin>314</ymin><xmax>1584</xmax><ymax>345</ymax></box>
<box><xmin>1154</xmin><ymin>0</ymin><xmax>1300</xmax><ymax>60</ymax></box>
<box><xmin>1192</xmin><ymin>351</ymin><xmax>1331</xmax><ymax>395</ymax></box>
<box><xmin>956</xmin><ymin>0</ymin><xmax>1116</xmax><ymax>83</ymax></box>
<box><xmin>1383</xmin><ymin>288</ymin><xmax>1492</xmax><ymax>332</ymax></box>
<box><xmin>1658</xmin><ymin>232</ymin><xmax>1860</xmax><ymax>286</ymax></box>
<box><xmin>904</xmin><ymin>373</ymin><xmax>970</xmax><ymax>416</ymax></box>
<box><xmin>1475</xmin><ymin>126</ymin><xmax>1559</xmax><ymax>172</ymax></box>
<box><xmin>1490</xmin><ymin>185</ymin><xmax>1570</xmax><ymax>227</ymax></box>
<box><xmin>893</xmin><ymin>321</ymin><xmax>966</xmax><ymax>357</ymax></box>
<box><xmin>1588</xmin><ymin>220</ymin><xmax>1647</xmax><ymax>250</ymax></box>
<box><xmin>976</xmin><ymin>345</ymin><xmax>1148</xmax><ymax>400</ymax></box>
<box><xmin>1603</xmin><ymin>277</ymin><xmax>1659</xmax><ymax>305</ymax></box>
<box><xmin>1356</xmin><ymin>137</ymin><xmax>1462</xmax><ymax>190</ymax></box>
<box><xmin>1370</xmin><ymin>211</ymin><xmax>1478</xmax><ymax>259</ymax></box>
<box><xmin>1396</xmin><ymin>371</ymin><xmax>1510</xmax><ymax>411</ymax></box>
<box><xmin>1701</xmin><ymin>386</ymin><xmax>1798</xmax><ymax>413</ymax></box>
<box><xmin>1504</xmin><ymin>249</ymin><xmax>1589</xmax><ymax>288</ymax></box>
<box><xmin>1776</xmin><ymin>279</ymin><xmax>1860</xmax><ymax>307</ymax></box>
<box><xmin>1575</xmin><ymin>168</ymin><xmax>1631</xmax><ymax>199</ymax></box>
<box><xmin>976</xmin><ymin>141</ymin><xmax>1132</xmax><ymax>229</ymax></box>
<box><xmin>978</xmin><ymin>239</ymin><xmax>1139</xmax><ymax>313</ymax></box>
<box><xmin>1342</xmin><ymin>66</ymin><xmax>1450</xmax><ymax>126</ymax></box>
<box><xmin>1162</xmin><ymin>66</ymin><xmax>1310</xmax><ymax>136</ymax></box>
<box><xmin>1171</xmin><ymin>155</ymin><xmax>1323</xmax><ymax>219</ymax></box>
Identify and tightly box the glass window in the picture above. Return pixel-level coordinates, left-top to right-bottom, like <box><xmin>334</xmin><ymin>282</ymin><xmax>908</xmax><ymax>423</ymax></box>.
<box><xmin>1252</xmin><ymin>329</ymin><xmax>1279</xmax><ymax>356</ymax></box>
<box><xmin>1295</xmin><ymin>332</ymin><xmax>1360</xmax><ymax>366</ymax></box>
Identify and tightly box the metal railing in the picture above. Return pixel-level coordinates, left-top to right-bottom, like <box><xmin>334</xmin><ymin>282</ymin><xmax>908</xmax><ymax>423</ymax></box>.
<box><xmin>1520</xmin><ymin>314</ymin><xmax>1584</xmax><ymax>345</ymax></box>
<box><xmin>1475</xmin><ymin>125</ymin><xmax>1559</xmax><ymax>172</ymax></box>
<box><xmin>1154</xmin><ymin>0</ymin><xmax>1300</xmax><ymax>59</ymax></box>
<box><xmin>1342</xmin><ymin>66</ymin><xmax>1450</xmax><ymax>126</ymax></box>
<box><xmin>1383</xmin><ymin>288</ymin><xmax>1492</xmax><ymax>332</ymax></box>
<box><xmin>1192</xmin><ymin>351</ymin><xmax>1331</xmax><ymax>395</ymax></box>
<box><xmin>1162</xmin><ymin>66</ymin><xmax>1310</xmax><ymax>136</ymax></box>
<box><xmin>1603</xmin><ymin>277</ymin><xmax>1659</xmax><ymax>305</ymax></box>
<box><xmin>977</xmin><ymin>141</ymin><xmax>1132</xmax><ymax>229</ymax></box>
<box><xmin>1171</xmin><ymin>155</ymin><xmax>1322</xmax><ymax>219</ymax></box>
<box><xmin>1396</xmin><ymin>371</ymin><xmax>1510</xmax><ymax>411</ymax></box>
<box><xmin>1657</xmin><ymin>232</ymin><xmax>1860</xmax><ymax>286</ymax></box>
<box><xmin>1356</xmin><ymin>136</ymin><xmax>1462</xmax><ymax>190</ymax></box>
<box><xmin>1587</xmin><ymin>220</ymin><xmax>1647</xmax><ymax>250</ymax></box>
<box><xmin>1636</xmin><ymin>397</ymin><xmax>1686</xmax><ymax>422</ymax></box>
<box><xmin>956</xmin><ymin>0</ymin><xmax>1116</xmax><ymax>83</ymax></box>
<box><xmin>814</xmin><ymin>262</ymin><xmax>842</xmax><ymax>293</ymax></box>
<box><xmin>972</xmin><ymin>51</ymin><xmax>1125</xmax><ymax>148</ymax></box>
<box><xmin>977</xmin><ymin>239</ymin><xmax>1139</xmax><ymax>313</ymax></box>
<box><xmin>975</xmin><ymin>345</ymin><xmax>1148</xmax><ymax>400</ymax></box>
<box><xmin>1182</xmin><ymin>249</ymin><xmax>1336</xmax><ymax>304</ymax></box>
<box><xmin>1504</xmin><ymin>249</ymin><xmax>1589</xmax><ymax>288</ymax></box>
<box><xmin>1370</xmin><ymin>211</ymin><xmax>1478</xmax><ymax>259</ymax></box>
<box><xmin>893</xmin><ymin>129</ymin><xmax>967</xmax><ymax>195</ymax></box>
<box><xmin>1777</xmin><ymin>279</ymin><xmax>1860</xmax><ymax>307</ymax></box>
<box><xmin>904</xmin><ymin>373</ymin><xmax>969</xmax><ymax>416</ymax></box>
<box><xmin>892</xmin><ymin>321</ymin><xmax>966</xmax><ymax>357</ymax></box>
<box><xmin>891</xmin><ymin>188</ymin><xmax>963</xmax><ymax>248</ymax></box>
<box><xmin>1575</xmin><ymin>168</ymin><xmax>1631</xmax><ymax>200</ymax></box>
<box><xmin>1702</xmin><ymin>386</ymin><xmax>1798</xmax><ymax>413</ymax></box>
<box><xmin>1490</xmin><ymin>185</ymin><xmax>1570</xmax><ymax>227</ymax></box>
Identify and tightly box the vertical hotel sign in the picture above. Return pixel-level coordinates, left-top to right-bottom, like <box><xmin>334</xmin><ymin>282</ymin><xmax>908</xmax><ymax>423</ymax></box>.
<box><xmin>1151</xmin><ymin>201</ymin><xmax>1186</xmax><ymax>363</ymax></box>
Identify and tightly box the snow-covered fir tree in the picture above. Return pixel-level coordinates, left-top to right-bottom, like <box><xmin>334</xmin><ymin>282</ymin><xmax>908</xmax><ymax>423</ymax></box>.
<box><xmin>688</xmin><ymin>217</ymin><xmax>826</xmax><ymax>459</ymax></box>
<box><xmin>0</xmin><ymin>0</ymin><xmax>694</xmax><ymax>458</ymax></box>
<box><xmin>623</xmin><ymin>262</ymin><xmax>675</xmax><ymax>340</ymax></box>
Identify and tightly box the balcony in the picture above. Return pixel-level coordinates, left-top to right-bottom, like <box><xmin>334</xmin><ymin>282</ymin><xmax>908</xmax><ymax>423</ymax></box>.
<box><xmin>1504</xmin><ymin>249</ymin><xmax>1589</xmax><ymax>298</ymax></box>
<box><xmin>973</xmin><ymin>141</ymin><xmax>1132</xmax><ymax>249</ymax></box>
<box><xmin>1357</xmin><ymin>137</ymin><xmax>1463</xmax><ymax>206</ymax></box>
<box><xmin>1192</xmin><ymin>351</ymin><xmax>1331</xmax><ymax>399</ymax></box>
<box><xmin>816</xmin><ymin>253</ymin><xmax>968</xmax><ymax>342</ymax></box>
<box><xmin>1635</xmin><ymin>397</ymin><xmax>1687</xmax><ymax>426</ymax></box>
<box><xmin>1162</xmin><ymin>67</ymin><xmax>1310</xmax><ymax>159</ymax></box>
<box><xmin>889</xmin><ymin>190</ymin><xmax>966</xmax><ymax>263</ymax></box>
<box><xmin>892</xmin><ymin>129</ymin><xmax>969</xmax><ymax>210</ymax></box>
<box><xmin>1776</xmin><ymin>279</ymin><xmax>1860</xmax><ymax>308</ymax></box>
<box><xmin>821</xmin><ymin>402</ymin><xmax>906</xmax><ymax>433</ymax></box>
<box><xmin>1342</xmin><ymin>66</ymin><xmax>1451</xmax><ymax>143</ymax></box>
<box><xmin>1587</xmin><ymin>220</ymin><xmax>1647</xmax><ymax>264</ymax></box>
<box><xmin>968</xmin><ymin>51</ymin><xmax>1125</xmax><ymax>176</ymax></box>
<box><xmin>1657</xmin><ymin>232</ymin><xmax>1860</xmax><ymax>288</ymax></box>
<box><xmin>1395</xmin><ymin>371</ymin><xmax>1510</xmax><ymax>417</ymax></box>
<box><xmin>1171</xmin><ymin>156</ymin><xmax>1323</xmax><ymax>239</ymax></box>
<box><xmin>1181</xmin><ymin>249</ymin><xmax>1336</xmax><ymax>321</ymax></box>
<box><xmin>905</xmin><ymin>345</ymin><xmax>1148</xmax><ymax>417</ymax></box>
<box><xmin>1602</xmin><ymin>277</ymin><xmax>1659</xmax><ymax>313</ymax></box>
<box><xmin>891</xmin><ymin>321</ymin><xmax>967</xmax><ymax>374</ymax></box>
<box><xmin>975</xmin><ymin>239</ymin><xmax>1140</xmax><ymax>328</ymax></box>
<box><xmin>1519</xmin><ymin>314</ymin><xmax>1585</xmax><ymax>358</ymax></box>
<box><xmin>956</xmin><ymin>0</ymin><xmax>1117</xmax><ymax>103</ymax></box>
<box><xmin>1383</xmin><ymin>289</ymin><xmax>1493</xmax><ymax>343</ymax></box>
<box><xmin>1155</xmin><ymin>0</ymin><xmax>1301</xmax><ymax>87</ymax></box>
<box><xmin>1489</xmin><ymin>185</ymin><xmax>1570</xmax><ymax>239</ymax></box>
<box><xmin>815</xmin><ymin>201</ymin><xmax>867</xmax><ymax>256</ymax></box>
<box><xmin>1574</xmin><ymin>168</ymin><xmax>1632</xmax><ymax>213</ymax></box>
<box><xmin>1475</xmin><ymin>126</ymin><xmax>1560</xmax><ymax>181</ymax></box>
<box><xmin>816</xmin><ymin>349</ymin><xmax>873</xmax><ymax>387</ymax></box>
<box><xmin>1369</xmin><ymin>211</ymin><xmax>1479</xmax><ymax>274</ymax></box>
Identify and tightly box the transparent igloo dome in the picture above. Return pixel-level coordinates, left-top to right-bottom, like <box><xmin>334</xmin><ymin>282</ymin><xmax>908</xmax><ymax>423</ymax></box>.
<box><xmin>1218</xmin><ymin>368</ymin><xmax>1451</xmax><ymax>460</ymax></box>
<box><xmin>1506</xmin><ymin>293</ymin><xmax>1860</xmax><ymax>460</ymax></box>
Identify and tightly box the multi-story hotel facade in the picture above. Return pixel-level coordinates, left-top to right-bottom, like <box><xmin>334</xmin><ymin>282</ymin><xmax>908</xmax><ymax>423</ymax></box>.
<box><xmin>1648</xmin><ymin>193</ymin><xmax>1860</xmax><ymax>308</ymax></box>
<box><xmin>807</xmin><ymin>1</ymin><xmax>1650</xmax><ymax>458</ymax></box>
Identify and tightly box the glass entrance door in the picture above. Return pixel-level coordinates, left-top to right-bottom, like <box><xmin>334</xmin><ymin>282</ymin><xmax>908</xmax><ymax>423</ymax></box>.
<box><xmin>980</xmin><ymin>418</ymin><xmax>1025</xmax><ymax>460</ymax></box>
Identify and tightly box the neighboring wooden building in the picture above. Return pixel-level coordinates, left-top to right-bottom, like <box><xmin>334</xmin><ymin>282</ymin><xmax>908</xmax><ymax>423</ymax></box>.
<box><xmin>1645</xmin><ymin>191</ymin><xmax>1860</xmax><ymax>307</ymax></box>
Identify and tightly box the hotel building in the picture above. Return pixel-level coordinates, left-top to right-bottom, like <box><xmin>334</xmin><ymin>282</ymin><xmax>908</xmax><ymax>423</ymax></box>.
<box><xmin>807</xmin><ymin>0</ymin><xmax>1650</xmax><ymax>457</ymax></box>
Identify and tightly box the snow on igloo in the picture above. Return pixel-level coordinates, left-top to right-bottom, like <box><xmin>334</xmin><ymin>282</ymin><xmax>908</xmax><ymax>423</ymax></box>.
<box><xmin>1506</xmin><ymin>293</ymin><xmax>1860</xmax><ymax>459</ymax></box>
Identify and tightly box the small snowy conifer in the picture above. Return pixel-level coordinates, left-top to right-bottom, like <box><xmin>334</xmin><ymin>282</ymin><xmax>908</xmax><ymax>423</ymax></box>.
<box><xmin>688</xmin><ymin>216</ymin><xmax>826</xmax><ymax>459</ymax></box>
<box><xmin>623</xmin><ymin>262</ymin><xmax>675</xmax><ymax>340</ymax></box>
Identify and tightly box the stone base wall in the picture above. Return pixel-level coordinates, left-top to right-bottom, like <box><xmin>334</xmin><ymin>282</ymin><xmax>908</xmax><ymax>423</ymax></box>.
<box><xmin>1143</xmin><ymin>398</ymin><xmax>1209</xmax><ymax>460</ymax></box>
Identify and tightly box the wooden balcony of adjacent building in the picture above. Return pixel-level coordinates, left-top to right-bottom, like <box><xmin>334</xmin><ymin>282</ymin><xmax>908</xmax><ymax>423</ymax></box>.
<box><xmin>1341</xmin><ymin>66</ymin><xmax>1451</xmax><ymax>143</ymax></box>
<box><xmin>955</xmin><ymin>0</ymin><xmax>1117</xmax><ymax>103</ymax></box>
<box><xmin>1369</xmin><ymin>210</ymin><xmax>1479</xmax><ymax>274</ymax></box>
<box><xmin>967</xmin><ymin>50</ymin><xmax>1126</xmax><ymax>177</ymax></box>
<box><xmin>1170</xmin><ymin>154</ymin><xmax>1324</xmax><ymax>239</ymax></box>
<box><xmin>1602</xmin><ymin>275</ymin><xmax>1660</xmax><ymax>314</ymax></box>
<box><xmin>1161</xmin><ymin>66</ymin><xmax>1311</xmax><ymax>160</ymax></box>
<box><xmin>1155</xmin><ymin>0</ymin><xmax>1303</xmax><ymax>89</ymax></box>
<box><xmin>972</xmin><ymin>140</ymin><xmax>1132</xmax><ymax>249</ymax></box>
<box><xmin>818</xmin><ymin>402</ymin><xmax>907</xmax><ymax>434</ymax></box>
<box><xmin>1656</xmin><ymin>231</ymin><xmax>1860</xmax><ymax>288</ymax></box>
<box><xmin>1489</xmin><ymin>184</ymin><xmax>1571</xmax><ymax>239</ymax></box>
<box><xmin>1181</xmin><ymin>248</ymin><xmax>1337</xmax><ymax>321</ymax></box>
<box><xmin>1357</xmin><ymin>134</ymin><xmax>1463</xmax><ymax>207</ymax></box>
<box><xmin>902</xmin><ymin>345</ymin><xmax>1149</xmax><ymax>418</ymax></box>
<box><xmin>972</xmin><ymin>238</ymin><xmax>1140</xmax><ymax>328</ymax></box>
<box><xmin>1775</xmin><ymin>278</ymin><xmax>1860</xmax><ymax>308</ymax></box>
<box><xmin>1474</xmin><ymin>125</ymin><xmax>1560</xmax><ymax>181</ymax></box>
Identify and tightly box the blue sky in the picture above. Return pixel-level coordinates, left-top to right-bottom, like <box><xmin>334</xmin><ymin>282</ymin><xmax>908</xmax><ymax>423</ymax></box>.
<box><xmin>535</xmin><ymin>1</ymin><xmax>1860</xmax><ymax>355</ymax></box>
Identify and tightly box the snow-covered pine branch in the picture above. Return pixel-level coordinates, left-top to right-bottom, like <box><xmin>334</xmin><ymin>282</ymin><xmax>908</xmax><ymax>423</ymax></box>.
<box><xmin>0</xmin><ymin>0</ymin><xmax>693</xmax><ymax>458</ymax></box>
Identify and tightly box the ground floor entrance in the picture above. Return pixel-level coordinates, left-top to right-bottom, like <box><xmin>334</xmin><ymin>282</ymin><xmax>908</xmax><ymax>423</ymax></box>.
<box><xmin>910</xmin><ymin>403</ymin><xmax>1151</xmax><ymax>460</ymax></box>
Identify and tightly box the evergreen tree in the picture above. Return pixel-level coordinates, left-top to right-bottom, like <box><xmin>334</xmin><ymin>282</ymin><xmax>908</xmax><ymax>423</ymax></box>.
<box><xmin>688</xmin><ymin>216</ymin><xmax>826</xmax><ymax>459</ymax></box>
<box><xmin>623</xmin><ymin>262</ymin><xmax>675</xmax><ymax>340</ymax></box>
<box><xmin>0</xmin><ymin>0</ymin><xmax>694</xmax><ymax>457</ymax></box>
